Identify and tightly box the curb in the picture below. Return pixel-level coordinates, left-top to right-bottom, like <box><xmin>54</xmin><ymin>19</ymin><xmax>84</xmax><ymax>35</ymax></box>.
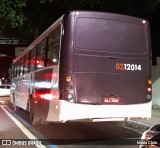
<box><xmin>116</xmin><ymin>120</ymin><xmax>151</xmax><ymax>135</ymax></box>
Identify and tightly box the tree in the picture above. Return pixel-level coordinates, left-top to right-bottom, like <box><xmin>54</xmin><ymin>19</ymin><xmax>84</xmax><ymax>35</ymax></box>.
<box><xmin>0</xmin><ymin>0</ymin><xmax>26</xmax><ymax>37</ymax></box>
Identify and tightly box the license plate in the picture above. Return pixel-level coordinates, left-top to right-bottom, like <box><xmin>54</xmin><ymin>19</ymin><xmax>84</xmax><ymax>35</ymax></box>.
<box><xmin>103</xmin><ymin>96</ymin><xmax>121</xmax><ymax>104</ymax></box>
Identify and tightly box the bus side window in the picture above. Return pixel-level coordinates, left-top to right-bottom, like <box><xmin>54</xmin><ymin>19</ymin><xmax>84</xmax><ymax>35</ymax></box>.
<box><xmin>11</xmin><ymin>63</ymin><xmax>14</xmax><ymax>78</ymax></box>
<box><xmin>14</xmin><ymin>62</ymin><xmax>17</xmax><ymax>77</ymax></box>
<box><xmin>17</xmin><ymin>60</ymin><xmax>20</xmax><ymax>77</ymax></box>
<box><xmin>19</xmin><ymin>57</ymin><xmax>24</xmax><ymax>76</ymax></box>
<box><xmin>37</xmin><ymin>39</ymin><xmax>46</xmax><ymax>70</ymax></box>
<box><xmin>24</xmin><ymin>52</ymin><xmax>30</xmax><ymax>74</ymax></box>
<box><xmin>30</xmin><ymin>47</ymin><xmax>37</xmax><ymax>72</ymax></box>
<box><xmin>47</xmin><ymin>26</ymin><xmax>61</xmax><ymax>66</ymax></box>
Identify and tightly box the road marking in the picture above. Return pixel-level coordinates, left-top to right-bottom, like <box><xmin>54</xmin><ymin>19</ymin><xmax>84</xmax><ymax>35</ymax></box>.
<box><xmin>1</xmin><ymin>106</ymin><xmax>46</xmax><ymax>148</ymax></box>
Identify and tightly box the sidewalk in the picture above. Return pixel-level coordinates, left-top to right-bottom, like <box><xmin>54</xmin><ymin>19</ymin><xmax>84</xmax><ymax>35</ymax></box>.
<box><xmin>120</xmin><ymin>108</ymin><xmax>160</xmax><ymax>134</ymax></box>
<box><xmin>133</xmin><ymin>107</ymin><xmax>160</xmax><ymax>126</ymax></box>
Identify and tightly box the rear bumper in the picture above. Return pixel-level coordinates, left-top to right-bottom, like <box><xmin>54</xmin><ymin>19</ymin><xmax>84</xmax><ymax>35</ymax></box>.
<box><xmin>46</xmin><ymin>100</ymin><xmax>152</xmax><ymax>122</ymax></box>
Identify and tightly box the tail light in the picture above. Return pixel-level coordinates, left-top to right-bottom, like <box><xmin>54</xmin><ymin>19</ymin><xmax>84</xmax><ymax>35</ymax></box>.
<box><xmin>147</xmin><ymin>80</ymin><xmax>152</xmax><ymax>99</ymax></box>
<box><xmin>147</xmin><ymin>87</ymin><xmax>152</xmax><ymax>92</ymax></box>
<box><xmin>66</xmin><ymin>76</ymin><xmax>72</xmax><ymax>82</ymax></box>
<box><xmin>65</xmin><ymin>75</ymin><xmax>74</xmax><ymax>101</ymax></box>
<box><xmin>147</xmin><ymin>80</ymin><xmax>152</xmax><ymax>90</ymax></box>
<box><xmin>147</xmin><ymin>80</ymin><xmax>152</xmax><ymax>95</ymax></box>
<box><xmin>148</xmin><ymin>80</ymin><xmax>152</xmax><ymax>85</ymax></box>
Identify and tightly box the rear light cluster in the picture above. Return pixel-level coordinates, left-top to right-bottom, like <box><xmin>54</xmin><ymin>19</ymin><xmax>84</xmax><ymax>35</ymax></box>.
<box><xmin>65</xmin><ymin>75</ymin><xmax>74</xmax><ymax>101</ymax></box>
<box><xmin>147</xmin><ymin>80</ymin><xmax>152</xmax><ymax>92</ymax></box>
<box><xmin>147</xmin><ymin>79</ymin><xmax>152</xmax><ymax>100</ymax></box>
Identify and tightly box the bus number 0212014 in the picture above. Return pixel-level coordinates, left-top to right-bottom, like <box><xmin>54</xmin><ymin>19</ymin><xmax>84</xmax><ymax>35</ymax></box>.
<box><xmin>116</xmin><ymin>63</ymin><xmax>142</xmax><ymax>71</ymax></box>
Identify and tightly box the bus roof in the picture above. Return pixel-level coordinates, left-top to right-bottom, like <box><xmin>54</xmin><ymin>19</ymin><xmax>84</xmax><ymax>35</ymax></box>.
<box><xmin>70</xmin><ymin>10</ymin><xmax>147</xmax><ymax>24</ymax></box>
<box><xmin>13</xmin><ymin>10</ymin><xmax>148</xmax><ymax>63</ymax></box>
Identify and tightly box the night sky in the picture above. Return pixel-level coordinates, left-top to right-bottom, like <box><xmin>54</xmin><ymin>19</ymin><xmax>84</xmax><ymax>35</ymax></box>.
<box><xmin>150</xmin><ymin>8</ymin><xmax>160</xmax><ymax>65</ymax></box>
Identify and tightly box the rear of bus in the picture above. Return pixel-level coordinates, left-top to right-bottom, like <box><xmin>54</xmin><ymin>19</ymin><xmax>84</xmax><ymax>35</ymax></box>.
<box><xmin>58</xmin><ymin>11</ymin><xmax>152</xmax><ymax>122</ymax></box>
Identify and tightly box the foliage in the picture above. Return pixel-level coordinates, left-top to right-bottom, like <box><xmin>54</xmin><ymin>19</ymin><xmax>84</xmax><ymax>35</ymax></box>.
<box><xmin>0</xmin><ymin>0</ymin><xmax>26</xmax><ymax>37</ymax></box>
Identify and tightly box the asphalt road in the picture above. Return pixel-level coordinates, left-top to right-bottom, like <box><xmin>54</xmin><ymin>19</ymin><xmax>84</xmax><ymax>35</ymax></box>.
<box><xmin>0</xmin><ymin>99</ymin><xmax>142</xmax><ymax>148</ymax></box>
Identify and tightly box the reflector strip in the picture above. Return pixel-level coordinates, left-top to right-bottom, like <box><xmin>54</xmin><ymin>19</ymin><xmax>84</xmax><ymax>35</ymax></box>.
<box><xmin>40</xmin><ymin>94</ymin><xmax>53</xmax><ymax>100</ymax></box>
<box><xmin>39</xmin><ymin>92</ymin><xmax>59</xmax><ymax>101</ymax></box>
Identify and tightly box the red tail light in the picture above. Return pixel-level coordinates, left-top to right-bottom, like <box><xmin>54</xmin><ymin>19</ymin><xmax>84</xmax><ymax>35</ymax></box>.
<box><xmin>147</xmin><ymin>87</ymin><xmax>152</xmax><ymax>92</ymax></box>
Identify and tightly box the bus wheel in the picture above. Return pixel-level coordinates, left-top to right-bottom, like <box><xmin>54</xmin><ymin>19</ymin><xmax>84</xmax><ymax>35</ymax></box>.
<box><xmin>29</xmin><ymin>98</ymin><xmax>43</xmax><ymax>125</ymax></box>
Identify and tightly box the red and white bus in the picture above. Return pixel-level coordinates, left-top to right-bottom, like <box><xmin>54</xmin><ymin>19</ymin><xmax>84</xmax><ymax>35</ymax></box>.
<box><xmin>10</xmin><ymin>11</ymin><xmax>152</xmax><ymax>124</ymax></box>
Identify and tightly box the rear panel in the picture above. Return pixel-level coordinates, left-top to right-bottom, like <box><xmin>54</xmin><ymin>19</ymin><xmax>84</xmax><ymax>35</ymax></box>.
<box><xmin>74</xmin><ymin>55</ymin><xmax>148</xmax><ymax>105</ymax></box>
<box><xmin>71</xmin><ymin>11</ymin><xmax>151</xmax><ymax>105</ymax></box>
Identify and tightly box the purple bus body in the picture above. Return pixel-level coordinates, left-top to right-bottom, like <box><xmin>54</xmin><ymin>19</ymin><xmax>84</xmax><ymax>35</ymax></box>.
<box><xmin>60</xmin><ymin>11</ymin><xmax>151</xmax><ymax>105</ymax></box>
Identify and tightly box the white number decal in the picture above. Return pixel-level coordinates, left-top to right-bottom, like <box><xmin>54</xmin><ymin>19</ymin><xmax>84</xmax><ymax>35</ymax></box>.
<box><xmin>136</xmin><ymin>65</ymin><xmax>142</xmax><ymax>71</ymax></box>
<box><xmin>117</xmin><ymin>63</ymin><xmax>142</xmax><ymax>71</ymax></box>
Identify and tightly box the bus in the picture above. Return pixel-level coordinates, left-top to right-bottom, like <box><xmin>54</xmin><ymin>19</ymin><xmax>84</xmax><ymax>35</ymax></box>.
<box><xmin>10</xmin><ymin>11</ymin><xmax>152</xmax><ymax>125</ymax></box>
